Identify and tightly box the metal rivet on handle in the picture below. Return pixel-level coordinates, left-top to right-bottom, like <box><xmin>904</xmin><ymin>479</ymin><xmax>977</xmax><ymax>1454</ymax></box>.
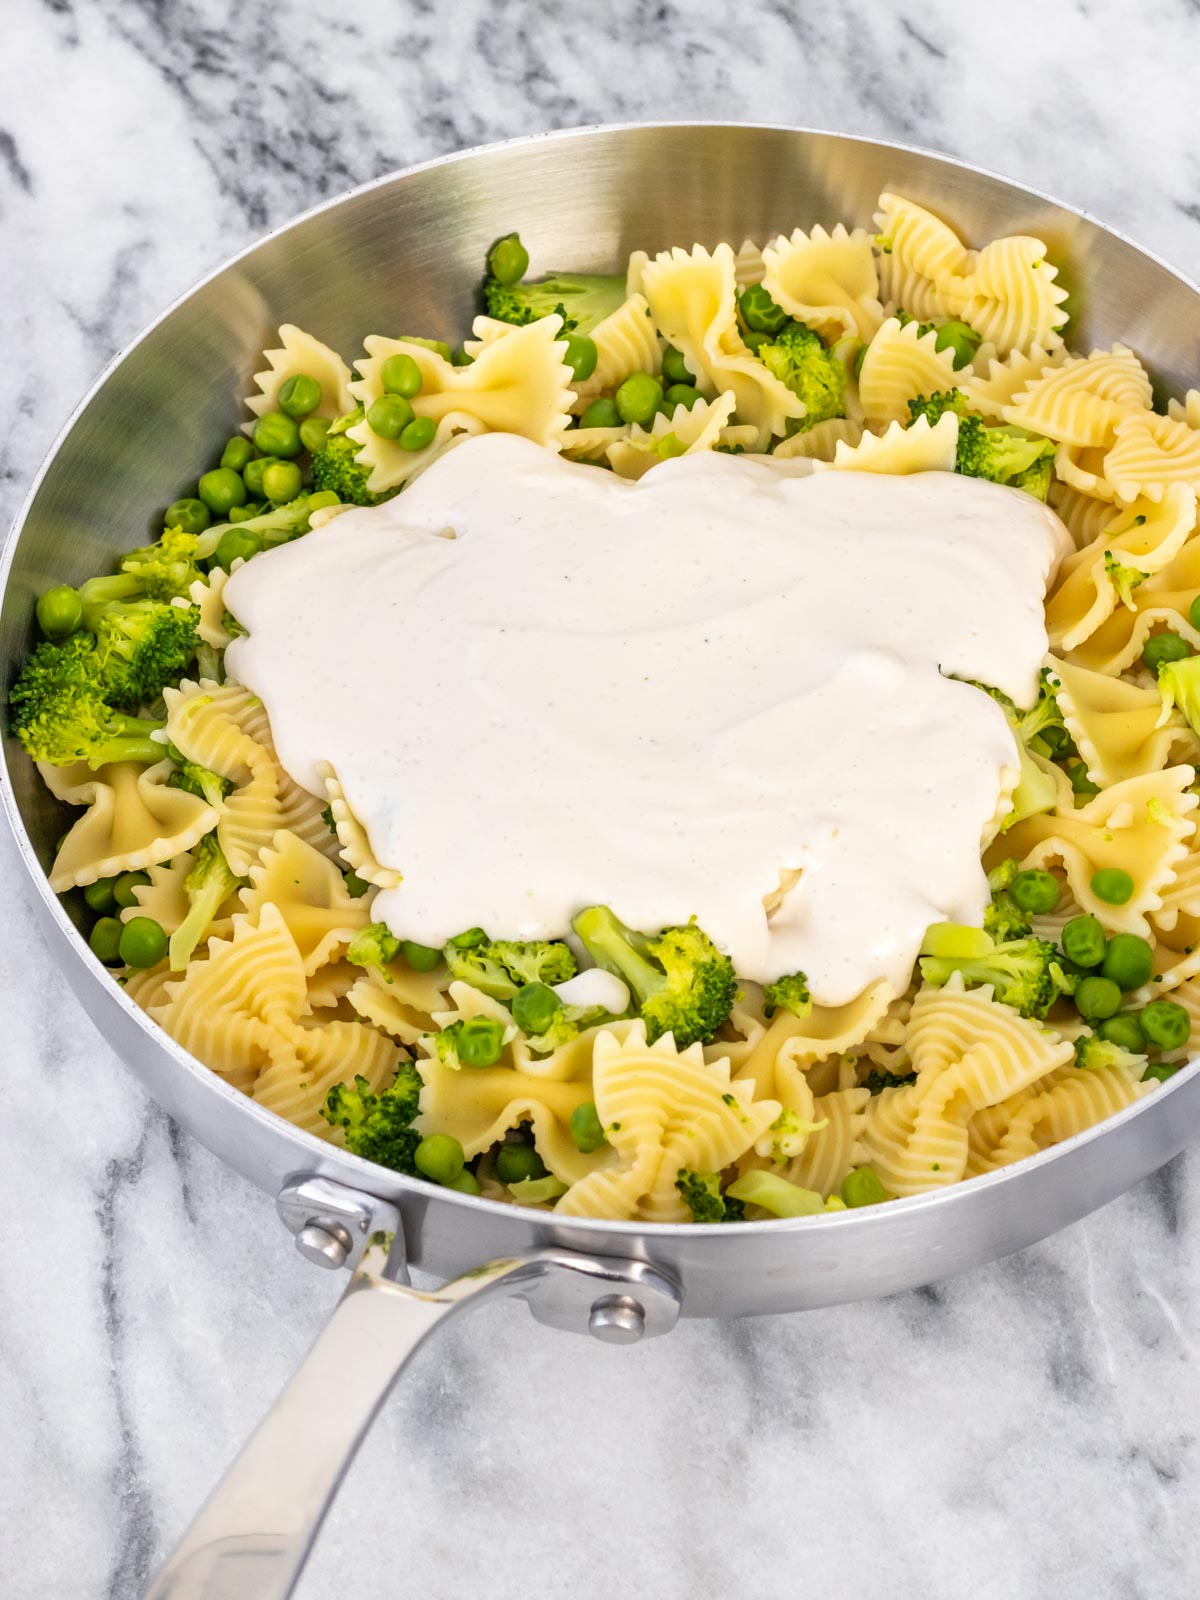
<box><xmin>295</xmin><ymin>1221</ymin><xmax>351</xmax><ymax>1269</ymax></box>
<box><xmin>588</xmin><ymin>1294</ymin><xmax>646</xmax><ymax>1344</ymax></box>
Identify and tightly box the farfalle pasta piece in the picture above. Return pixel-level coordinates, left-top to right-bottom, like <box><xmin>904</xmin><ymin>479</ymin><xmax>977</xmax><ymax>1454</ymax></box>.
<box><xmin>1049</xmin><ymin>482</ymin><xmax>1120</xmax><ymax>550</ymax></box>
<box><xmin>253</xmin><ymin>1014</ymin><xmax>399</xmax><ymax>1135</ymax></box>
<box><xmin>317</xmin><ymin>763</ymin><xmax>400</xmax><ymax>890</ymax></box>
<box><xmin>189</xmin><ymin>566</ymin><xmax>237</xmax><ymax>649</ymax></box>
<box><xmin>119</xmin><ymin>853</ymin><xmax>206</xmax><ymax>936</ymax></box>
<box><xmin>554</xmin><ymin>1024</ymin><xmax>780</xmax><ymax>1223</ymax></box>
<box><xmin>856</xmin><ymin>316</ymin><xmax>960</xmax><ymax>427</ymax></box>
<box><xmin>243</xmin><ymin>324</ymin><xmax>355</xmax><ymax>428</ymax></box>
<box><xmin>1002</xmin><ymin>345</ymin><xmax>1153</xmax><ymax>448</ymax></box>
<box><xmin>1053</xmin><ymin>444</ymin><xmax>1117</xmax><ymax>505</ymax></box>
<box><xmin>1044</xmin><ymin>486</ymin><xmax>1196</xmax><ymax>651</ymax></box>
<box><xmin>346</xmin><ymin>961</ymin><xmax>451</xmax><ymax>1047</ymax></box>
<box><xmin>943</xmin><ymin>235</ymin><xmax>1068</xmax><ymax>356</ymax></box>
<box><xmin>732</xmin><ymin>238</ymin><xmax>765</xmax><ymax>288</ymax></box>
<box><xmin>963</xmin><ymin>343</ymin><xmax>1067</xmax><ymax>422</ymax></box>
<box><xmin>639</xmin><ymin>242</ymin><xmax>805</xmax><ymax>447</ymax></box>
<box><xmin>347</xmin><ymin>318</ymin><xmax>575</xmax><ymax>492</ymax></box>
<box><xmin>991</xmin><ymin>1060</ymin><xmax>1154</xmax><ymax>1166</ymax></box>
<box><xmin>1049</xmin><ymin>654</ymin><xmax>1196</xmax><ymax>785</ymax></box>
<box><xmin>761</xmin><ymin>224</ymin><xmax>884</xmax><ymax>344</ymax></box>
<box><xmin>993</xmin><ymin>765</ymin><xmax>1197</xmax><ymax>936</ymax></box>
<box><xmin>817</xmin><ymin>412</ymin><xmax>959</xmax><ymax>476</ymax></box>
<box><xmin>772</xmin><ymin>417</ymin><xmax>864</xmax><ymax>462</ymax></box>
<box><xmin>239</xmin><ymin>829</ymin><xmax>371</xmax><ymax>975</ymax></box>
<box><xmin>738</xmin><ymin>981</ymin><xmax>895</xmax><ymax>1104</ymax></box>
<box><xmin>559</xmin><ymin>422</ymin><xmax>630</xmax><ymax>462</ymax></box>
<box><xmin>874</xmin><ymin>192</ymin><xmax>972</xmax><ymax>321</ymax></box>
<box><xmin>606</xmin><ymin>391</ymin><xmax>738</xmax><ymax>480</ymax></box>
<box><xmin>1104</xmin><ymin>410</ymin><xmax>1200</xmax><ymax>504</ymax></box>
<box><xmin>41</xmin><ymin>758</ymin><xmax>217</xmax><ymax>892</ymax></box>
<box><xmin>785</xmin><ymin>1087</ymin><xmax>871</xmax><ymax>1197</ymax></box>
<box><xmin>1168</xmin><ymin>390</ymin><xmax>1200</xmax><ymax>429</ymax></box>
<box><xmin>570</xmin><ymin>293</ymin><xmax>661</xmax><ymax>405</ymax></box>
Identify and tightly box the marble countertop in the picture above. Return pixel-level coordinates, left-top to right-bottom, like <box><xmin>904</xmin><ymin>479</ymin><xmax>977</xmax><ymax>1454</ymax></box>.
<box><xmin>4</xmin><ymin>1</ymin><xmax>1200</xmax><ymax>1595</ymax></box>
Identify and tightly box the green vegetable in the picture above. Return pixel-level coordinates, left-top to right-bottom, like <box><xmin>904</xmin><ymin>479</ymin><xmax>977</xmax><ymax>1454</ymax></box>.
<box><xmin>920</xmin><ymin>923</ymin><xmax>993</xmax><ymax>960</ymax></box>
<box><xmin>112</xmin><ymin>869</ymin><xmax>149</xmax><ymax>910</ymax></box>
<box><xmin>933</xmin><ymin>320</ymin><xmax>981</xmax><ymax>369</ymax></box>
<box><xmin>482</xmin><ymin>252</ymin><xmax>626</xmax><ymax>335</ymax></box>
<box><xmin>119</xmin><ymin>915</ymin><xmax>168</xmax><ymax>969</ymax></box>
<box><xmin>907</xmin><ymin>390</ymin><xmax>1055</xmax><ymax>499</ymax></box>
<box><xmin>430</xmin><ymin>1016</ymin><xmax>506</xmax><ymax>1069</ymax></box>
<box><xmin>865</xmin><ymin>1068</ymin><xmax>917</xmax><ymax>1093</ymax></box>
<box><xmin>1075</xmin><ymin>974</ymin><xmax>1122</xmax><ymax>1021</ymax></box>
<box><xmin>400</xmin><ymin>938</ymin><xmax>442</xmax><ymax>972</ymax></box>
<box><xmin>299</xmin><ymin>416</ymin><xmax>331</xmax><ymax>454</ymax></box>
<box><xmin>1142</xmin><ymin>632</ymin><xmax>1192</xmax><ymax>674</ymax></box>
<box><xmin>725</xmin><ymin>1170</ymin><xmax>830</xmax><ymax>1218</ymax></box>
<box><xmin>227</xmin><ymin>502</ymin><xmax>264</xmax><ymax>524</ymax></box>
<box><xmin>564</xmin><ymin>333</ymin><xmax>598</xmax><ymax>383</ymax></box>
<box><xmin>366</xmin><ymin>394</ymin><xmax>415</xmax><ymax>440</ymax></box>
<box><xmin>1139</xmin><ymin>997</ymin><xmax>1191</xmax><ymax>1050</ymax></box>
<box><xmin>347</xmin><ymin>921</ymin><xmax>401</xmax><ymax>975</ymax></box>
<box><xmin>36</xmin><ymin>585</ymin><xmax>84</xmax><ymax>641</ymax></box>
<box><xmin>1104</xmin><ymin>550</ymin><xmax>1148</xmax><ymax>609</ymax></box>
<box><xmin>486</xmin><ymin>232</ymin><xmax>530</xmax><ymax>286</ymax></box>
<box><xmin>762</xmin><ymin>970</ymin><xmax>813</xmax><ymax>1018</ymax></box>
<box><xmin>219</xmin><ymin>437</ymin><xmax>255</xmax><ymax>473</ymax></box>
<box><xmin>1073</xmin><ymin>1031</ymin><xmax>1146</xmax><ymax>1072</ymax></box>
<box><xmin>756</xmin><ymin>320</ymin><xmax>845</xmax><ymax>433</ymax></box>
<box><xmin>1156</xmin><ymin>654</ymin><xmax>1200</xmax><ymax>738</ymax></box>
<box><xmin>261</xmin><ymin>460</ymin><xmax>303</xmax><ymax>505</ymax></box>
<box><xmin>166</xmin><ymin>746</ymin><xmax>234</xmax><ymax>809</ymax></box>
<box><xmin>122</xmin><ymin>526</ymin><xmax>204</xmax><ymax>603</ymax></box>
<box><xmin>675</xmin><ymin>1169</ymin><xmax>744</xmax><ymax>1223</ymax></box>
<box><xmin>169</xmin><ymin>833</ymin><xmax>243</xmax><ymax>969</ymax></box>
<box><xmin>381</xmin><ymin>353</ymin><xmax>424</xmax><ymax>398</ymax></box>
<box><xmin>1191</xmin><ymin>594</ymin><xmax>1200</xmax><ymax>632</ymax></box>
<box><xmin>278</xmin><ymin>374</ymin><xmax>322</xmax><ymax>418</ymax></box>
<box><xmin>321</xmin><ymin>1063</ymin><xmax>424</xmax><ymax>1173</ymax></box>
<box><xmin>738</xmin><ymin>284</ymin><xmax>789</xmax><ymax>334</ymax></box>
<box><xmin>214</xmin><ymin>528</ymin><xmax>261</xmax><ymax>572</ymax></box>
<box><xmin>580</xmin><ymin>397</ymin><xmax>622</xmax><ymax>429</ymax></box>
<box><xmin>241</xmin><ymin>456</ymin><xmax>276</xmax><ymax>498</ymax></box>
<box><xmin>414</xmin><ymin>1133</ymin><xmax>465</xmax><ymax>1185</ymax></box>
<box><xmin>1091</xmin><ymin>867</ymin><xmax>1134</xmax><ymax>906</ymax></box>
<box><xmin>511</xmin><ymin>981</ymin><xmax>562</xmax><ymax>1034</ymax></box>
<box><xmin>344</xmin><ymin>871</ymin><xmax>370</xmax><ymax>899</ymax></box>
<box><xmin>1061</xmin><ymin>915</ymin><xmax>1107</xmax><ymax>968</ymax></box>
<box><xmin>252</xmin><ymin>410</ymin><xmax>302</xmax><ymax>459</ymax></box>
<box><xmin>400</xmin><ymin>416</ymin><xmax>436</xmax><ymax>451</ymax></box>
<box><xmin>984</xmin><ymin>859</ymin><xmax>1033</xmax><ymax>943</ymax></box>
<box><xmin>507</xmin><ymin>1174</ymin><xmax>568</xmax><ymax>1205</ymax></box>
<box><xmin>1010</xmin><ymin>869</ymin><xmax>1060</xmax><ymax>915</ymax></box>
<box><xmin>569</xmin><ymin>1101</ymin><xmax>606</xmax><ymax>1154</ymax></box>
<box><xmin>572</xmin><ymin>905</ymin><xmax>736</xmax><ymax>1048</ymax></box>
<box><xmin>197</xmin><ymin>467</ymin><xmax>248</xmax><ymax>516</ymax></box>
<box><xmin>83</xmin><ymin>876</ymin><xmax>117</xmax><ymax>914</ymax></box>
<box><xmin>446</xmin><ymin>1168</ymin><xmax>483</xmax><ymax>1194</ymax></box>
<box><xmin>442</xmin><ymin>935</ymin><xmax>577</xmax><ymax>1002</ymax></box>
<box><xmin>615</xmin><ymin>372</ymin><xmax>663</xmax><ymax>426</ymax></box>
<box><xmin>664</xmin><ymin>383</ymin><xmax>700</xmax><ymax>410</ymax></box>
<box><xmin>89</xmin><ymin>916</ymin><xmax>124</xmax><ymax>964</ymax></box>
<box><xmin>496</xmin><ymin>1143</ymin><xmax>547</xmax><ymax>1185</ymax></box>
<box><xmin>661</xmin><ymin>346</ymin><xmax>693</xmax><ymax>385</ymax></box>
<box><xmin>165</xmin><ymin>497</ymin><xmax>211</xmax><ymax>535</ymax></box>
<box><xmin>1101</xmin><ymin>933</ymin><xmax>1154</xmax><ymax>991</ymax></box>
<box><xmin>839</xmin><ymin>1166</ymin><xmax>890</xmax><ymax>1207</ymax></box>
<box><xmin>11</xmin><ymin>634</ymin><xmax>168</xmax><ymax>768</ymax></box>
<box><xmin>1098</xmin><ymin>1013</ymin><xmax>1147</xmax><ymax>1052</ymax></box>
<box><xmin>1067</xmin><ymin>761</ymin><xmax>1100</xmax><ymax>800</ymax></box>
<box><xmin>920</xmin><ymin>937</ymin><xmax>1072</xmax><ymax>1019</ymax></box>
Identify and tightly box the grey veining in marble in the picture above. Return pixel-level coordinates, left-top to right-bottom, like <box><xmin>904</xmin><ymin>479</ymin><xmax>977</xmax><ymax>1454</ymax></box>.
<box><xmin>3</xmin><ymin>1</ymin><xmax>1200</xmax><ymax>1596</ymax></box>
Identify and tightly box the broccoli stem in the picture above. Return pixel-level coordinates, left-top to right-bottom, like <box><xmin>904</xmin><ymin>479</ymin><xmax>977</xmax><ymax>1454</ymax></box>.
<box><xmin>570</xmin><ymin>905</ymin><xmax>661</xmax><ymax>1005</ymax></box>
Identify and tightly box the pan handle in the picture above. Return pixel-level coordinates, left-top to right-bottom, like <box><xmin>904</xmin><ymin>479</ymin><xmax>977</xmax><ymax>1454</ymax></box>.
<box><xmin>142</xmin><ymin>1232</ymin><xmax>680</xmax><ymax>1600</ymax></box>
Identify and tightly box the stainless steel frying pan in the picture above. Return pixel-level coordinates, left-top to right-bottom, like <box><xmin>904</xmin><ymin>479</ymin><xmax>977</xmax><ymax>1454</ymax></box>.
<box><xmin>5</xmin><ymin>124</ymin><xmax>1200</xmax><ymax>1600</ymax></box>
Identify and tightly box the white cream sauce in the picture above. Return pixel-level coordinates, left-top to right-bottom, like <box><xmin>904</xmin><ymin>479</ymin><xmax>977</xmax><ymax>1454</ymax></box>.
<box><xmin>224</xmin><ymin>433</ymin><xmax>1068</xmax><ymax>1005</ymax></box>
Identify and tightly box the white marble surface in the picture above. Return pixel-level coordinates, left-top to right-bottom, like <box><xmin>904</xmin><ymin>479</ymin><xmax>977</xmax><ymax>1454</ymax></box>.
<box><xmin>4</xmin><ymin>1</ymin><xmax>1200</xmax><ymax>1595</ymax></box>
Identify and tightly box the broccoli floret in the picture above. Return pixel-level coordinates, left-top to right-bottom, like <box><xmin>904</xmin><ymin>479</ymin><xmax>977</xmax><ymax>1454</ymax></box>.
<box><xmin>571</xmin><ymin>906</ymin><xmax>736</xmax><ymax>1048</ymax></box>
<box><xmin>1017</xmin><ymin>668</ymin><xmax>1075</xmax><ymax>760</ymax></box>
<box><xmin>984</xmin><ymin>858</ymin><xmax>1034</xmax><ymax>943</ymax></box>
<box><xmin>920</xmin><ymin>937</ymin><xmax>1070</xmax><ymax>1019</ymax></box>
<box><xmin>86</xmin><ymin>598</ymin><xmax>200</xmax><ymax>711</ymax></box>
<box><xmin>965</xmin><ymin>679</ymin><xmax>1058</xmax><ymax>829</ymax></box>
<box><xmin>347</xmin><ymin>921</ymin><xmax>402</xmax><ymax>976</ymax></box>
<box><xmin>10</xmin><ymin>634</ymin><xmax>166</xmax><ymax>768</ymax></box>
<box><xmin>205</xmin><ymin>494</ymin><xmax>333</xmax><ymax>553</ymax></box>
<box><xmin>864</xmin><ymin>1068</ymin><xmax>918</xmax><ymax>1093</ymax></box>
<box><xmin>907</xmin><ymin>390</ymin><xmax>1055</xmax><ymax>499</ymax></box>
<box><xmin>762</xmin><ymin>970</ymin><xmax>812</xmax><ymax>1020</ymax></box>
<box><xmin>1104</xmin><ymin>549</ymin><xmax>1148</xmax><ymax>609</ymax></box>
<box><xmin>755</xmin><ymin>320</ymin><xmax>846</xmax><ymax>433</ymax></box>
<box><xmin>1158</xmin><ymin>655</ymin><xmax>1200</xmax><ymax>736</ymax></box>
<box><xmin>482</xmin><ymin>267</ymin><xmax>626</xmax><ymax>334</ymax></box>
<box><xmin>443</xmin><ymin>935</ymin><xmax>578</xmax><ymax>1000</ymax></box>
<box><xmin>310</xmin><ymin>410</ymin><xmax>398</xmax><ymax>508</ymax></box>
<box><xmin>169</xmin><ymin>833</ymin><xmax>244</xmax><ymax>969</ymax></box>
<box><xmin>321</xmin><ymin>1062</ymin><xmax>423</xmax><ymax>1174</ymax></box>
<box><xmin>165</xmin><ymin>742</ymin><xmax>233</xmax><ymax>809</ymax></box>
<box><xmin>675</xmin><ymin>1169</ymin><xmax>745</xmax><ymax>1223</ymax></box>
<box><xmin>1074</xmin><ymin>1032</ymin><xmax>1147</xmax><ymax>1072</ymax></box>
<box><xmin>121</xmin><ymin>526</ymin><xmax>203</xmax><ymax>602</ymax></box>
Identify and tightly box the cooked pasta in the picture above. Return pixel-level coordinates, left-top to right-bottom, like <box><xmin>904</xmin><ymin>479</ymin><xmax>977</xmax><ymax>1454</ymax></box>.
<box><xmin>15</xmin><ymin>187</ymin><xmax>1197</xmax><ymax>1226</ymax></box>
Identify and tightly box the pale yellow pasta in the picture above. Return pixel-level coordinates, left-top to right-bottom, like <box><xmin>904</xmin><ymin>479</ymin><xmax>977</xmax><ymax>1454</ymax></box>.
<box><xmin>771</xmin><ymin>417</ymin><xmax>864</xmax><ymax>462</ymax></box>
<box><xmin>874</xmin><ymin>192</ymin><xmax>971</xmax><ymax>320</ymax></box>
<box><xmin>243</xmin><ymin>324</ymin><xmax>356</xmax><ymax>428</ymax></box>
<box><xmin>945</xmin><ymin>234</ymin><xmax>1068</xmax><ymax>357</ymax></box>
<box><xmin>317</xmin><ymin>763</ymin><xmax>401</xmax><ymax>889</ymax></box>
<box><xmin>252</xmin><ymin>1013</ymin><xmax>399</xmax><ymax>1135</ymax></box>
<box><xmin>346</xmin><ymin>962</ymin><xmax>452</xmax><ymax>1047</ymax></box>
<box><xmin>1002</xmin><ymin>345</ymin><xmax>1153</xmax><ymax>448</ymax></box>
<box><xmin>570</xmin><ymin>293</ymin><xmax>661</xmax><ymax>405</ymax></box>
<box><xmin>238</xmin><ymin>829</ymin><xmax>371</xmax><ymax>975</ymax></box>
<box><xmin>857</xmin><ymin>316</ymin><xmax>960</xmax><ymax>427</ymax></box>
<box><xmin>1049</xmin><ymin>654</ymin><xmax>1197</xmax><ymax>785</ymax></box>
<box><xmin>991</xmin><ymin>1060</ymin><xmax>1153</xmax><ymax>1165</ymax></box>
<box><xmin>818</xmin><ymin>412</ymin><xmax>959</xmax><ymax>475</ymax></box>
<box><xmin>739</xmin><ymin>981</ymin><xmax>895</xmax><ymax>1102</ymax></box>
<box><xmin>189</xmin><ymin>566</ymin><xmax>237</xmax><ymax>649</ymax></box>
<box><xmin>42</xmin><ymin>758</ymin><xmax>217</xmax><ymax>892</ymax></box>
<box><xmin>761</xmin><ymin>224</ymin><xmax>883</xmax><ymax>344</ymax></box>
<box><xmin>1053</xmin><ymin>443</ymin><xmax>1117</xmax><ymax>505</ymax></box>
<box><xmin>786</xmin><ymin>1087</ymin><xmax>870</xmax><ymax>1197</ymax></box>
<box><xmin>1104</xmin><ymin>411</ymin><xmax>1200</xmax><ymax>504</ymax></box>
<box><xmin>732</xmin><ymin>238</ymin><xmax>765</xmax><ymax>288</ymax></box>
<box><xmin>1049</xmin><ymin>481</ymin><xmax>1119</xmax><ymax>550</ymax></box>
<box><xmin>963</xmin><ymin>343</ymin><xmax>1067</xmax><ymax>421</ymax></box>
<box><xmin>607</xmin><ymin>391</ymin><xmax>738</xmax><ymax>479</ymax></box>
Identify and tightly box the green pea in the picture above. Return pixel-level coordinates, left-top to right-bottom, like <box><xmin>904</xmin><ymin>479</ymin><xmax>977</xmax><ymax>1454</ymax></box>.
<box><xmin>252</xmin><ymin>411</ymin><xmax>303</xmax><ymax>459</ymax></box>
<box><xmin>198</xmin><ymin>467</ymin><xmax>249</xmax><ymax>516</ymax></box>
<box><xmin>742</xmin><ymin>328</ymin><xmax>770</xmax><ymax>355</ymax></box>
<box><xmin>579</xmin><ymin>397</ymin><xmax>622</xmax><ymax>429</ymax></box>
<box><xmin>401</xmin><ymin>939</ymin><xmax>441</xmax><ymax>972</ymax></box>
<box><xmin>112</xmin><ymin>870</ymin><xmax>150</xmax><ymax>911</ymax></box>
<box><xmin>496</xmin><ymin>1143</ymin><xmax>547</xmax><ymax>1185</ymax></box>
<box><xmin>261</xmin><ymin>460</ymin><xmax>303</xmax><ymax>505</ymax></box>
<box><xmin>307</xmin><ymin>490</ymin><xmax>341</xmax><ymax>510</ymax></box>
<box><xmin>277</xmin><ymin>373</ymin><xmax>322</xmax><ymax>418</ymax></box>
<box><xmin>487</xmin><ymin>232</ymin><xmax>529</xmax><ymax>286</ymax></box>
<box><xmin>242</xmin><ymin>456</ymin><xmax>277</xmax><ymax>497</ymax></box>
<box><xmin>839</xmin><ymin>1166</ymin><xmax>889</xmax><ymax>1208</ymax></box>
<box><xmin>381</xmin><ymin>353</ymin><xmax>424</xmax><ymax>398</ymax></box>
<box><xmin>299</xmin><ymin>415</ymin><xmax>331</xmax><ymax>454</ymax></box>
<box><xmin>512</xmin><ymin>982</ymin><xmax>561</xmax><ymax>1035</ymax></box>
<box><xmin>615</xmin><ymin>372</ymin><xmax>663</xmax><ymax>426</ymax></box>
<box><xmin>214</xmin><ymin>528</ymin><xmax>262</xmax><ymax>572</ymax></box>
<box><xmin>219</xmin><ymin>436</ymin><xmax>255</xmax><ymax>473</ymax></box>
<box><xmin>400</xmin><ymin>416</ymin><xmax>436</xmax><ymax>452</ymax></box>
<box><xmin>89</xmin><ymin>916</ymin><xmax>124</xmax><ymax>965</ymax></box>
<box><xmin>1067</xmin><ymin>761</ymin><xmax>1100</xmax><ymax>800</ymax></box>
<box><xmin>1091</xmin><ymin>867</ymin><xmax>1134</xmax><ymax>906</ymax></box>
<box><xmin>445</xmin><ymin>1168</ymin><xmax>482</xmax><ymax>1194</ymax></box>
<box><xmin>165</xmin><ymin>497</ymin><xmax>211</xmax><ymax>535</ymax></box>
<box><xmin>37</xmin><ymin>584</ymin><xmax>83</xmax><ymax>641</ymax></box>
<box><xmin>738</xmin><ymin>283</ymin><xmax>788</xmax><ymax>334</ymax></box>
<box><xmin>1010</xmin><ymin>869</ymin><xmax>1060</xmax><ymax>915</ymax></box>
<box><xmin>1075</xmin><ymin>974</ymin><xmax>1122</xmax><ymax>1022</ymax></box>
<box><xmin>664</xmin><ymin>383</ymin><xmax>701</xmax><ymax>410</ymax></box>
<box><xmin>118</xmin><ymin>916</ymin><xmax>168</xmax><ymax>969</ymax></box>
<box><xmin>1061</xmin><ymin>914</ymin><xmax>1107</xmax><ymax>969</ymax></box>
<box><xmin>366</xmin><ymin>394</ymin><xmax>415</xmax><ymax>440</ymax></box>
<box><xmin>1139</xmin><ymin>998</ymin><xmax>1191</xmax><ymax>1051</ymax></box>
<box><xmin>661</xmin><ymin>346</ymin><xmax>693</xmax><ymax>386</ymax></box>
<box><xmin>1142</xmin><ymin>1062</ymin><xmax>1180</xmax><ymax>1083</ymax></box>
<box><xmin>83</xmin><ymin>876</ymin><xmax>117</xmax><ymax>914</ymax></box>
<box><xmin>569</xmin><ymin>1101</ymin><xmax>606</xmax><ymax>1154</ymax></box>
<box><xmin>1141</xmin><ymin>632</ymin><xmax>1192</xmax><ymax>673</ymax></box>
<box><xmin>564</xmin><ymin>334</ymin><xmax>598</xmax><ymax>383</ymax></box>
<box><xmin>1097</xmin><ymin>1013</ymin><xmax>1147</xmax><ymax>1053</ymax></box>
<box><xmin>1101</xmin><ymin>932</ymin><xmax>1154</xmax><ymax>992</ymax></box>
<box><xmin>228</xmin><ymin>501</ymin><xmax>264</xmax><ymax>523</ymax></box>
<box><xmin>933</xmin><ymin>320</ymin><xmax>980</xmax><ymax>370</ymax></box>
<box><xmin>414</xmin><ymin>1133</ymin><xmax>465</xmax><ymax>1185</ymax></box>
<box><xmin>457</xmin><ymin>1016</ymin><xmax>504</xmax><ymax>1067</ymax></box>
<box><xmin>344</xmin><ymin>870</ymin><xmax>370</xmax><ymax>899</ymax></box>
<box><xmin>1191</xmin><ymin>594</ymin><xmax>1200</xmax><ymax>632</ymax></box>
